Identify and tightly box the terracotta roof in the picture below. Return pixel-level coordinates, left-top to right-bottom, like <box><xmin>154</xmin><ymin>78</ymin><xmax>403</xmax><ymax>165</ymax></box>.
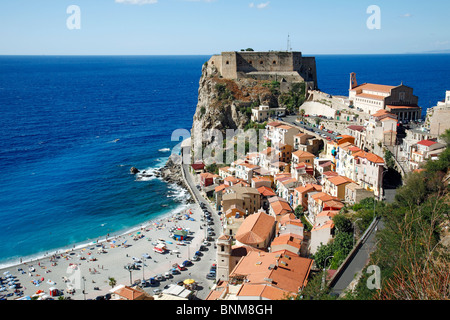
<box><xmin>353</xmin><ymin>151</ymin><xmax>385</xmax><ymax>164</ymax></box>
<box><xmin>239</xmin><ymin>162</ymin><xmax>260</xmax><ymax>169</ymax></box>
<box><xmin>237</xmin><ymin>283</ymin><xmax>292</xmax><ymax>300</ymax></box>
<box><xmin>294</xmin><ymin>184</ymin><xmax>321</xmax><ymax>194</ymax></box>
<box><xmin>215</xmin><ymin>184</ymin><xmax>228</xmax><ymax>193</ymax></box>
<box><xmin>200</xmin><ymin>172</ymin><xmax>215</xmax><ymax>179</ymax></box>
<box><xmin>317</xmin><ymin>210</ymin><xmax>340</xmax><ymax>219</ymax></box>
<box><xmin>257</xmin><ymin>186</ymin><xmax>276</xmax><ymax>197</ymax></box>
<box><xmin>113</xmin><ymin>286</ymin><xmax>146</xmax><ymax>300</ymax></box>
<box><xmin>323</xmin><ymin>171</ymin><xmax>339</xmax><ymax>177</ymax></box>
<box><xmin>271</xmin><ymin>234</ymin><xmax>302</xmax><ymax>249</ymax></box>
<box><xmin>311</xmin><ymin>192</ymin><xmax>335</xmax><ymax>202</ymax></box>
<box><xmin>323</xmin><ymin>200</ymin><xmax>345</xmax><ymax>210</ymax></box>
<box><xmin>224</xmin><ymin>176</ymin><xmax>239</xmax><ymax>182</ymax></box>
<box><xmin>327</xmin><ymin>176</ymin><xmax>354</xmax><ymax>186</ymax></box>
<box><xmin>312</xmin><ymin>220</ymin><xmax>335</xmax><ymax>232</ymax></box>
<box><xmin>252</xmin><ymin>176</ymin><xmax>272</xmax><ymax>182</ymax></box>
<box><xmin>235</xmin><ymin>211</ymin><xmax>275</xmax><ymax>245</ymax></box>
<box><xmin>191</xmin><ymin>162</ymin><xmax>205</xmax><ymax>170</ymax></box>
<box><xmin>372</xmin><ymin>109</ymin><xmax>392</xmax><ymax>117</ymax></box>
<box><xmin>417</xmin><ymin>140</ymin><xmax>437</xmax><ymax>147</ymax></box>
<box><xmin>351</xmin><ymin>83</ymin><xmax>395</xmax><ymax>93</ymax></box>
<box><xmin>267</xmin><ymin>122</ymin><xmax>282</xmax><ymax>127</ymax></box>
<box><xmin>277</xmin><ymin>124</ymin><xmax>295</xmax><ymax>130</ymax></box>
<box><xmin>229</xmin><ymin>250</ymin><xmax>313</xmax><ymax>294</ymax></box>
<box><xmin>270</xmin><ymin>200</ymin><xmax>294</xmax><ymax>216</ymax></box>
<box><xmin>347</xmin><ymin>125</ymin><xmax>365</xmax><ymax>132</ymax></box>
<box><xmin>292</xmin><ymin>150</ymin><xmax>315</xmax><ymax>159</ymax></box>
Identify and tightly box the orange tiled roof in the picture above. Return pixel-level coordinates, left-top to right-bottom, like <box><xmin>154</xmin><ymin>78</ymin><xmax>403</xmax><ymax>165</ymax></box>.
<box><xmin>270</xmin><ymin>200</ymin><xmax>294</xmax><ymax>216</ymax></box>
<box><xmin>323</xmin><ymin>200</ymin><xmax>345</xmax><ymax>209</ymax></box>
<box><xmin>237</xmin><ymin>283</ymin><xmax>292</xmax><ymax>300</ymax></box>
<box><xmin>312</xmin><ymin>220</ymin><xmax>335</xmax><ymax>232</ymax></box>
<box><xmin>229</xmin><ymin>250</ymin><xmax>313</xmax><ymax>294</ymax></box>
<box><xmin>114</xmin><ymin>286</ymin><xmax>146</xmax><ymax>300</ymax></box>
<box><xmin>215</xmin><ymin>184</ymin><xmax>228</xmax><ymax>193</ymax></box>
<box><xmin>327</xmin><ymin>175</ymin><xmax>354</xmax><ymax>186</ymax></box>
<box><xmin>317</xmin><ymin>210</ymin><xmax>340</xmax><ymax>219</ymax></box>
<box><xmin>353</xmin><ymin>151</ymin><xmax>385</xmax><ymax>164</ymax></box>
<box><xmin>294</xmin><ymin>184</ymin><xmax>321</xmax><ymax>194</ymax></box>
<box><xmin>257</xmin><ymin>186</ymin><xmax>276</xmax><ymax>197</ymax></box>
<box><xmin>271</xmin><ymin>234</ymin><xmax>302</xmax><ymax>249</ymax></box>
<box><xmin>235</xmin><ymin>211</ymin><xmax>275</xmax><ymax>245</ymax></box>
<box><xmin>267</xmin><ymin>121</ymin><xmax>282</xmax><ymax>127</ymax></box>
<box><xmin>292</xmin><ymin>150</ymin><xmax>315</xmax><ymax>159</ymax></box>
<box><xmin>352</xmin><ymin>83</ymin><xmax>395</xmax><ymax>93</ymax></box>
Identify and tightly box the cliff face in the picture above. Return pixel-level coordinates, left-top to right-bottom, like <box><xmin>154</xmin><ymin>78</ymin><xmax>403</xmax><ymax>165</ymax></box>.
<box><xmin>190</xmin><ymin>60</ymin><xmax>279</xmax><ymax>142</ymax></box>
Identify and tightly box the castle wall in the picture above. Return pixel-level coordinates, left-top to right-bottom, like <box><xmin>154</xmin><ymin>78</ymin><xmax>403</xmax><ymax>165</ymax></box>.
<box><xmin>234</xmin><ymin>51</ymin><xmax>301</xmax><ymax>73</ymax></box>
<box><xmin>213</xmin><ymin>51</ymin><xmax>318</xmax><ymax>90</ymax></box>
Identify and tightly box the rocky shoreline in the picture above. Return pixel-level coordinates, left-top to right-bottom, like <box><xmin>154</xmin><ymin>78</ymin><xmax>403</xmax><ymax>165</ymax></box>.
<box><xmin>131</xmin><ymin>155</ymin><xmax>195</xmax><ymax>204</ymax></box>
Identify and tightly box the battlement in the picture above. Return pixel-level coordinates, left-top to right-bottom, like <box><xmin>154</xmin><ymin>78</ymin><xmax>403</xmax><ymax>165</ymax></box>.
<box><xmin>208</xmin><ymin>51</ymin><xmax>318</xmax><ymax>90</ymax></box>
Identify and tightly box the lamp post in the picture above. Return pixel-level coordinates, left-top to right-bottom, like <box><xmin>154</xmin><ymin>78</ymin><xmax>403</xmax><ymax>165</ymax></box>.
<box><xmin>321</xmin><ymin>255</ymin><xmax>334</xmax><ymax>290</ymax></box>
<box><xmin>81</xmin><ymin>276</ymin><xmax>86</xmax><ymax>300</ymax></box>
<box><xmin>124</xmin><ymin>265</ymin><xmax>133</xmax><ymax>286</ymax></box>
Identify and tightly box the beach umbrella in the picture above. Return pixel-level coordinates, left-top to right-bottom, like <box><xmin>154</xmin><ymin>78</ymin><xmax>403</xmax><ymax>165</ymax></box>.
<box><xmin>183</xmin><ymin>279</ymin><xmax>195</xmax><ymax>285</ymax></box>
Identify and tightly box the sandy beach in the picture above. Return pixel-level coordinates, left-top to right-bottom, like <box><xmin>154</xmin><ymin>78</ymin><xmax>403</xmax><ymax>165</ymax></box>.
<box><xmin>0</xmin><ymin>202</ymin><xmax>211</xmax><ymax>300</ymax></box>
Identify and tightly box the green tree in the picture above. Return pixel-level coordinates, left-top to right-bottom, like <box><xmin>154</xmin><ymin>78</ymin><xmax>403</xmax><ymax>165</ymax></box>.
<box><xmin>313</xmin><ymin>243</ymin><xmax>334</xmax><ymax>269</ymax></box>
<box><xmin>333</xmin><ymin>214</ymin><xmax>353</xmax><ymax>234</ymax></box>
<box><xmin>108</xmin><ymin>277</ymin><xmax>117</xmax><ymax>289</ymax></box>
<box><xmin>384</xmin><ymin>149</ymin><xmax>395</xmax><ymax>169</ymax></box>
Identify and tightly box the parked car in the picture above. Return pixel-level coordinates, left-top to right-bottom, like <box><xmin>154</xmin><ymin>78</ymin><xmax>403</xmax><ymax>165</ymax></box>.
<box><xmin>206</xmin><ymin>273</ymin><xmax>216</xmax><ymax>280</ymax></box>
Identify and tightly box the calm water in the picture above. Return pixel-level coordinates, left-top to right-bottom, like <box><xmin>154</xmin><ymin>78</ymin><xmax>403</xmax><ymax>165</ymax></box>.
<box><xmin>0</xmin><ymin>54</ymin><xmax>448</xmax><ymax>266</ymax></box>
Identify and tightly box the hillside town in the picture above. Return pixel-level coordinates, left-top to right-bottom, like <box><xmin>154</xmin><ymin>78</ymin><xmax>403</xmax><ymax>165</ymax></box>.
<box><xmin>187</xmin><ymin>73</ymin><xmax>450</xmax><ymax>300</ymax></box>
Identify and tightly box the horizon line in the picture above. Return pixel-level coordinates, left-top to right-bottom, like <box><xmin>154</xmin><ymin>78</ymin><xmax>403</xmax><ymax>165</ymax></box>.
<box><xmin>1</xmin><ymin>52</ymin><xmax>450</xmax><ymax>57</ymax></box>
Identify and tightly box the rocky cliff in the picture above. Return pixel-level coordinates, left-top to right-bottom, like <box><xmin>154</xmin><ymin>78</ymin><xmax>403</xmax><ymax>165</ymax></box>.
<box><xmin>190</xmin><ymin>60</ymin><xmax>282</xmax><ymax>143</ymax></box>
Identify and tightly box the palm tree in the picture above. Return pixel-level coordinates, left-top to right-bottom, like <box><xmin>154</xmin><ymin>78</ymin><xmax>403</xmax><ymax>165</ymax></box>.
<box><xmin>300</xmin><ymin>109</ymin><xmax>306</xmax><ymax>120</ymax></box>
<box><xmin>108</xmin><ymin>277</ymin><xmax>117</xmax><ymax>289</ymax></box>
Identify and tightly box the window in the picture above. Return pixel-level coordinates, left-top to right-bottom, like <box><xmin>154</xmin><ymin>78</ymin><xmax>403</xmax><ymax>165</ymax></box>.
<box><xmin>260</xmin><ymin>61</ymin><xmax>264</xmax><ymax>65</ymax></box>
<box><xmin>273</xmin><ymin>60</ymin><xmax>277</xmax><ymax>65</ymax></box>
<box><xmin>226</xmin><ymin>61</ymin><xmax>229</xmax><ymax>65</ymax></box>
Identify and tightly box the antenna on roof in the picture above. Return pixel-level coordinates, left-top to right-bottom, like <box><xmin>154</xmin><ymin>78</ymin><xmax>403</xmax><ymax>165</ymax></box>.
<box><xmin>287</xmin><ymin>34</ymin><xmax>292</xmax><ymax>52</ymax></box>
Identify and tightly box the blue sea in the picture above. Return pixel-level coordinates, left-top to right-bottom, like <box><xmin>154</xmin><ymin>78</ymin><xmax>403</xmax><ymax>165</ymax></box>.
<box><xmin>0</xmin><ymin>54</ymin><xmax>449</xmax><ymax>266</ymax></box>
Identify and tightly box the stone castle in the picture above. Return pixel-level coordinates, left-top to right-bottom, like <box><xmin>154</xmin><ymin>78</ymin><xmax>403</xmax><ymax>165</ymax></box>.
<box><xmin>207</xmin><ymin>51</ymin><xmax>318</xmax><ymax>91</ymax></box>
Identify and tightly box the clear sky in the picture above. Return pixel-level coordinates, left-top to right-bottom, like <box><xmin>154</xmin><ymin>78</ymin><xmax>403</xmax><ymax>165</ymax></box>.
<box><xmin>0</xmin><ymin>0</ymin><xmax>449</xmax><ymax>55</ymax></box>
